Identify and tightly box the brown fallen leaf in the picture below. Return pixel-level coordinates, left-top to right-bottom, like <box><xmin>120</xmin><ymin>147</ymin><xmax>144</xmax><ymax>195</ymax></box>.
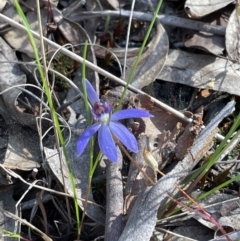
<box><xmin>175</xmin><ymin>106</ymin><xmax>204</xmax><ymax>160</ymax></box>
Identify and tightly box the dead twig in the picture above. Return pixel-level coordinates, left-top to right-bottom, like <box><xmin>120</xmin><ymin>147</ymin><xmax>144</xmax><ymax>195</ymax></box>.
<box><xmin>70</xmin><ymin>10</ymin><xmax>226</xmax><ymax>36</ymax></box>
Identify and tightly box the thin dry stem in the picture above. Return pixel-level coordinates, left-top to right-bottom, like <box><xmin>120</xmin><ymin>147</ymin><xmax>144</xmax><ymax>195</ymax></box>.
<box><xmin>171</xmin><ymin>184</ymin><xmax>232</xmax><ymax>241</ymax></box>
<box><xmin>116</xmin><ymin>139</ymin><xmax>155</xmax><ymax>185</ymax></box>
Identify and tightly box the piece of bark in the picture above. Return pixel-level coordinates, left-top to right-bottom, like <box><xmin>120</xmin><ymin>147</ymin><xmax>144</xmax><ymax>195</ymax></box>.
<box><xmin>104</xmin><ymin>148</ymin><xmax>124</xmax><ymax>241</ymax></box>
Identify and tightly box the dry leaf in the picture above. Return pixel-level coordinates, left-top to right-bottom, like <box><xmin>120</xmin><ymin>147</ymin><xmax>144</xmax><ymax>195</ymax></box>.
<box><xmin>3</xmin><ymin>124</ymin><xmax>41</xmax><ymax>171</ymax></box>
<box><xmin>3</xmin><ymin>5</ymin><xmax>47</xmax><ymax>58</ymax></box>
<box><xmin>158</xmin><ymin>49</ymin><xmax>240</xmax><ymax>96</ymax></box>
<box><xmin>0</xmin><ymin>37</ymin><xmax>41</xmax><ymax>128</ymax></box>
<box><xmin>0</xmin><ymin>0</ymin><xmax>7</xmax><ymax>11</ymax></box>
<box><xmin>226</xmin><ymin>7</ymin><xmax>240</xmax><ymax>62</ymax></box>
<box><xmin>185</xmin><ymin>0</ymin><xmax>234</xmax><ymax>18</ymax></box>
<box><xmin>175</xmin><ymin>106</ymin><xmax>204</xmax><ymax>160</ymax></box>
<box><xmin>125</xmin><ymin>22</ymin><xmax>168</xmax><ymax>89</ymax></box>
<box><xmin>183</xmin><ymin>30</ymin><xmax>225</xmax><ymax>55</ymax></box>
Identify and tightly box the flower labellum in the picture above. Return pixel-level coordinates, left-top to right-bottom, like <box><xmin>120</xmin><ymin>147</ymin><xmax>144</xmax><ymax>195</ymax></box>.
<box><xmin>77</xmin><ymin>79</ymin><xmax>153</xmax><ymax>162</ymax></box>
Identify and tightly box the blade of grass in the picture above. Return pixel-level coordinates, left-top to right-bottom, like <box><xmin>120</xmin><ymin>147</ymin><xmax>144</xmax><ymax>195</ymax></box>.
<box><xmin>13</xmin><ymin>0</ymin><xmax>80</xmax><ymax>235</ymax></box>
<box><xmin>116</xmin><ymin>0</ymin><xmax>164</xmax><ymax>110</ymax></box>
<box><xmin>78</xmin><ymin>42</ymin><xmax>97</xmax><ymax>237</ymax></box>
<box><xmin>168</xmin><ymin>187</ymin><xmax>232</xmax><ymax>241</ymax></box>
<box><xmin>184</xmin><ymin>112</ymin><xmax>240</xmax><ymax>193</ymax></box>
<box><xmin>162</xmin><ymin>113</ymin><xmax>240</xmax><ymax>218</ymax></box>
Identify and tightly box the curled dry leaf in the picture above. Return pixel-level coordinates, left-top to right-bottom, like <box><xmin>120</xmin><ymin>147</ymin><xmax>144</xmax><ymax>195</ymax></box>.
<box><xmin>183</xmin><ymin>8</ymin><xmax>228</xmax><ymax>55</ymax></box>
<box><xmin>185</xmin><ymin>0</ymin><xmax>234</xmax><ymax>18</ymax></box>
<box><xmin>226</xmin><ymin>7</ymin><xmax>240</xmax><ymax>62</ymax></box>
<box><xmin>51</xmin><ymin>4</ymin><xmax>86</xmax><ymax>47</ymax></box>
<box><xmin>61</xmin><ymin>0</ymin><xmax>102</xmax><ymax>42</ymax></box>
<box><xmin>2</xmin><ymin>4</ymin><xmax>47</xmax><ymax>58</ymax></box>
<box><xmin>0</xmin><ymin>37</ymin><xmax>40</xmax><ymax>128</ymax></box>
<box><xmin>183</xmin><ymin>29</ymin><xmax>225</xmax><ymax>55</ymax></box>
<box><xmin>124</xmin><ymin>21</ymin><xmax>168</xmax><ymax>89</ymax></box>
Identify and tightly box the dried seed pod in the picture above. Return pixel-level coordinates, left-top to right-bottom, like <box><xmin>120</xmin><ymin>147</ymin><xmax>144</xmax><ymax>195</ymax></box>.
<box><xmin>143</xmin><ymin>147</ymin><xmax>159</xmax><ymax>171</ymax></box>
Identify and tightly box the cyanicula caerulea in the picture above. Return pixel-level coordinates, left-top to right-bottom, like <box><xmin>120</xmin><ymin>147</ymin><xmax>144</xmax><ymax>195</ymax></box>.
<box><xmin>77</xmin><ymin>79</ymin><xmax>153</xmax><ymax>162</ymax></box>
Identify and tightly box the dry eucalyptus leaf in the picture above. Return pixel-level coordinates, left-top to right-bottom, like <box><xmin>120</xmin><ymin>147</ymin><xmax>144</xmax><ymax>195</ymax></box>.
<box><xmin>0</xmin><ymin>37</ymin><xmax>40</xmax><ymax>128</ymax></box>
<box><xmin>209</xmin><ymin>231</ymin><xmax>240</xmax><ymax>241</ymax></box>
<box><xmin>51</xmin><ymin>5</ymin><xmax>87</xmax><ymax>47</ymax></box>
<box><xmin>183</xmin><ymin>30</ymin><xmax>225</xmax><ymax>55</ymax></box>
<box><xmin>220</xmin><ymin>200</ymin><xmax>240</xmax><ymax>216</ymax></box>
<box><xmin>226</xmin><ymin>8</ymin><xmax>240</xmax><ymax>62</ymax></box>
<box><xmin>157</xmin><ymin>123</ymin><xmax>182</xmax><ymax>168</ymax></box>
<box><xmin>105</xmin><ymin>149</ymin><xmax>124</xmax><ymax>241</ymax></box>
<box><xmin>132</xmin><ymin>94</ymin><xmax>185</xmax><ymax>168</ymax></box>
<box><xmin>158</xmin><ymin>49</ymin><xmax>240</xmax><ymax>96</ymax></box>
<box><xmin>125</xmin><ymin>22</ymin><xmax>168</xmax><ymax>89</ymax></box>
<box><xmin>185</xmin><ymin>191</ymin><xmax>237</xmax><ymax>231</ymax></box>
<box><xmin>218</xmin><ymin>216</ymin><xmax>235</xmax><ymax>230</ymax></box>
<box><xmin>172</xmin><ymin>225</ymin><xmax>213</xmax><ymax>241</ymax></box>
<box><xmin>185</xmin><ymin>0</ymin><xmax>234</xmax><ymax>18</ymax></box>
<box><xmin>62</xmin><ymin>0</ymin><xmax>102</xmax><ymax>42</ymax></box>
<box><xmin>3</xmin><ymin>5</ymin><xmax>47</xmax><ymax>58</ymax></box>
<box><xmin>2</xmin><ymin>124</ymin><xmax>41</xmax><ymax>172</ymax></box>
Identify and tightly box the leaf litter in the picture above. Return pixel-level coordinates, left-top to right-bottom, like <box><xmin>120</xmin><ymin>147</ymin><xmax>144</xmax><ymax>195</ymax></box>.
<box><xmin>0</xmin><ymin>0</ymin><xmax>240</xmax><ymax>241</ymax></box>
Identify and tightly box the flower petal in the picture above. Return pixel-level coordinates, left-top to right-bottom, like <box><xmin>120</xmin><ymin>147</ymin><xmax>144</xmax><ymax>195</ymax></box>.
<box><xmin>112</xmin><ymin>109</ymin><xmax>153</xmax><ymax>121</ymax></box>
<box><xmin>98</xmin><ymin>123</ymin><xmax>118</xmax><ymax>162</ymax></box>
<box><xmin>109</xmin><ymin>121</ymin><xmax>138</xmax><ymax>153</ymax></box>
<box><xmin>77</xmin><ymin>123</ymin><xmax>101</xmax><ymax>156</ymax></box>
<box><xmin>84</xmin><ymin>79</ymin><xmax>99</xmax><ymax>105</ymax></box>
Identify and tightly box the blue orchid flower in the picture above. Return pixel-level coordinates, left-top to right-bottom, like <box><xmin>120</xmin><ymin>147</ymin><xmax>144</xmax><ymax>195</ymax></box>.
<box><xmin>77</xmin><ymin>79</ymin><xmax>153</xmax><ymax>162</ymax></box>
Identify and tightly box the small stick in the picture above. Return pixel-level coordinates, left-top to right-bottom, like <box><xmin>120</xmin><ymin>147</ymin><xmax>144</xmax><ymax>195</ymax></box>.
<box><xmin>69</xmin><ymin>10</ymin><xmax>226</xmax><ymax>36</ymax></box>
